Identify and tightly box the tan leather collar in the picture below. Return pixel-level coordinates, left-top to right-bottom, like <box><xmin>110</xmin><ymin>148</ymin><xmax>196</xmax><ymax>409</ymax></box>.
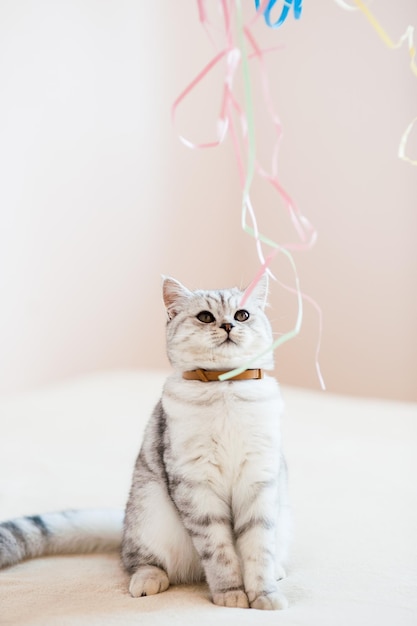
<box><xmin>182</xmin><ymin>368</ymin><xmax>263</xmax><ymax>382</ymax></box>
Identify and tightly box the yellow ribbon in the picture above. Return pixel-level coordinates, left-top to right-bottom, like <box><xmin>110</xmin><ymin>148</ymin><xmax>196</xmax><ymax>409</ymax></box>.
<box><xmin>341</xmin><ymin>0</ymin><xmax>417</xmax><ymax>165</ymax></box>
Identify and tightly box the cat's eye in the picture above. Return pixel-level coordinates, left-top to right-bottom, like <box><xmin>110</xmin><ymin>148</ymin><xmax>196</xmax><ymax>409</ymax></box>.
<box><xmin>234</xmin><ymin>309</ymin><xmax>250</xmax><ymax>322</ymax></box>
<box><xmin>196</xmin><ymin>311</ymin><xmax>216</xmax><ymax>324</ymax></box>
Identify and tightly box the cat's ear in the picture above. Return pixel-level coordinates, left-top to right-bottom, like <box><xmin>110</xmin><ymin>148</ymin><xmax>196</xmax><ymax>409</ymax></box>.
<box><xmin>244</xmin><ymin>272</ymin><xmax>269</xmax><ymax>310</ymax></box>
<box><xmin>162</xmin><ymin>277</ymin><xmax>192</xmax><ymax>320</ymax></box>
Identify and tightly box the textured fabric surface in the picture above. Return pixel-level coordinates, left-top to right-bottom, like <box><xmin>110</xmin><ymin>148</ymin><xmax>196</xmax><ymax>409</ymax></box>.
<box><xmin>0</xmin><ymin>370</ymin><xmax>416</xmax><ymax>626</ymax></box>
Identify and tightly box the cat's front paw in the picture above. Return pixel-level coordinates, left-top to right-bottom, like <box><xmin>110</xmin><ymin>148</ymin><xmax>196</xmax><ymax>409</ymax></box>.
<box><xmin>212</xmin><ymin>589</ymin><xmax>249</xmax><ymax>609</ymax></box>
<box><xmin>129</xmin><ymin>565</ymin><xmax>170</xmax><ymax>597</ymax></box>
<box><xmin>248</xmin><ymin>590</ymin><xmax>288</xmax><ymax>610</ymax></box>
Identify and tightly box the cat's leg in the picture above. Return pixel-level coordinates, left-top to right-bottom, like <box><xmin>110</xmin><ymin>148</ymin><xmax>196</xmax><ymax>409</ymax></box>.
<box><xmin>275</xmin><ymin>458</ymin><xmax>292</xmax><ymax>582</ymax></box>
<box><xmin>172</xmin><ymin>481</ymin><xmax>249</xmax><ymax>609</ymax></box>
<box><xmin>191</xmin><ymin>519</ymin><xmax>249</xmax><ymax>609</ymax></box>
<box><xmin>234</xmin><ymin>481</ymin><xmax>288</xmax><ymax>610</ymax></box>
<box><xmin>122</xmin><ymin>478</ymin><xmax>202</xmax><ymax>597</ymax></box>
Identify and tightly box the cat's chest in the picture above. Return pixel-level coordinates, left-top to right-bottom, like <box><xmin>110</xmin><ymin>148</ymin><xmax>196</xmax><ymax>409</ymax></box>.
<box><xmin>162</xmin><ymin>375</ymin><xmax>282</xmax><ymax>485</ymax></box>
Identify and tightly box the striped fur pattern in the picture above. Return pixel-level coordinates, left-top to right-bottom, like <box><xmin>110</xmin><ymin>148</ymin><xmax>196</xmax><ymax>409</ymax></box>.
<box><xmin>0</xmin><ymin>510</ymin><xmax>123</xmax><ymax>568</ymax></box>
<box><xmin>122</xmin><ymin>276</ymin><xmax>291</xmax><ymax>610</ymax></box>
<box><xmin>0</xmin><ymin>276</ymin><xmax>291</xmax><ymax>611</ymax></box>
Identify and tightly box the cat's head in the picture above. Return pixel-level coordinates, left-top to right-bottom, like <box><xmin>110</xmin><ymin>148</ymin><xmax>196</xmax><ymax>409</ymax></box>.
<box><xmin>162</xmin><ymin>276</ymin><xmax>274</xmax><ymax>372</ymax></box>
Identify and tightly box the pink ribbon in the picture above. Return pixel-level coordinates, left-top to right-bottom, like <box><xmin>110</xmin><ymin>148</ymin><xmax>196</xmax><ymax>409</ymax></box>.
<box><xmin>172</xmin><ymin>0</ymin><xmax>325</xmax><ymax>389</ymax></box>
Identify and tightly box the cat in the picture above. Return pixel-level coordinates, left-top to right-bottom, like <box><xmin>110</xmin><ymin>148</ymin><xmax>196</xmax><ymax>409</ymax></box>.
<box><xmin>0</xmin><ymin>276</ymin><xmax>291</xmax><ymax>611</ymax></box>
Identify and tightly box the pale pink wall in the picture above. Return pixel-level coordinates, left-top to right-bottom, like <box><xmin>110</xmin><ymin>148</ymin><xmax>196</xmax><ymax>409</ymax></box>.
<box><xmin>248</xmin><ymin>1</ymin><xmax>417</xmax><ymax>400</ymax></box>
<box><xmin>0</xmin><ymin>1</ymin><xmax>416</xmax><ymax>401</ymax></box>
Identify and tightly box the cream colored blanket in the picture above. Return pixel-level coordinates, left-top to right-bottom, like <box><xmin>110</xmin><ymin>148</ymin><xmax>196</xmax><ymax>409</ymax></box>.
<box><xmin>1</xmin><ymin>371</ymin><xmax>416</xmax><ymax>626</ymax></box>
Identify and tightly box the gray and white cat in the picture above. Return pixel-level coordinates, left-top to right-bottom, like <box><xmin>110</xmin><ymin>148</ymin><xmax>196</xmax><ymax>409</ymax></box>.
<box><xmin>0</xmin><ymin>276</ymin><xmax>291</xmax><ymax>611</ymax></box>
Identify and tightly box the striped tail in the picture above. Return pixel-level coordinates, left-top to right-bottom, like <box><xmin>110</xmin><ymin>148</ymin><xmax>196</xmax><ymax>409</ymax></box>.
<box><xmin>0</xmin><ymin>509</ymin><xmax>124</xmax><ymax>569</ymax></box>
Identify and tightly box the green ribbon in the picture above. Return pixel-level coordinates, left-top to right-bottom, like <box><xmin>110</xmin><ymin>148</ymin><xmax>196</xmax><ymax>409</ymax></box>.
<box><xmin>219</xmin><ymin>0</ymin><xmax>303</xmax><ymax>381</ymax></box>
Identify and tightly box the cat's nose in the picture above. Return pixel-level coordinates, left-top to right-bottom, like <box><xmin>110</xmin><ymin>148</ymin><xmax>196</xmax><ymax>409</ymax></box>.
<box><xmin>220</xmin><ymin>322</ymin><xmax>234</xmax><ymax>333</ymax></box>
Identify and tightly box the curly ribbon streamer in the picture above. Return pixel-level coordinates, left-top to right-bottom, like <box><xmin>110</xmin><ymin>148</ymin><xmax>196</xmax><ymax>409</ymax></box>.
<box><xmin>255</xmin><ymin>0</ymin><xmax>303</xmax><ymax>29</ymax></box>
<box><xmin>398</xmin><ymin>116</ymin><xmax>417</xmax><ymax>166</ymax></box>
<box><xmin>222</xmin><ymin>0</ymin><xmax>324</xmax><ymax>387</ymax></box>
<box><xmin>173</xmin><ymin>0</ymin><xmax>325</xmax><ymax>388</ymax></box>
<box><xmin>335</xmin><ymin>0</ymin><xmax>417</xmax><ymax>165</ymax></box>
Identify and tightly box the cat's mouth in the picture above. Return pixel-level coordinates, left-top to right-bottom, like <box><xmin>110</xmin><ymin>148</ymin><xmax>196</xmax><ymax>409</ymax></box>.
<box><xmin>219</xmin><ymin>336</ymin><xmax>236</xmax><ymax>346</ymax></box>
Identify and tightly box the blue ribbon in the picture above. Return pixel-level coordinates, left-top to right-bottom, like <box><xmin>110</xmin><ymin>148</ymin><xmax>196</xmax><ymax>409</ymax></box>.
<box><xmin>255</xmin><ymin>0</ymin><xmax>303</xmax><ymax>28</ymax></box>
